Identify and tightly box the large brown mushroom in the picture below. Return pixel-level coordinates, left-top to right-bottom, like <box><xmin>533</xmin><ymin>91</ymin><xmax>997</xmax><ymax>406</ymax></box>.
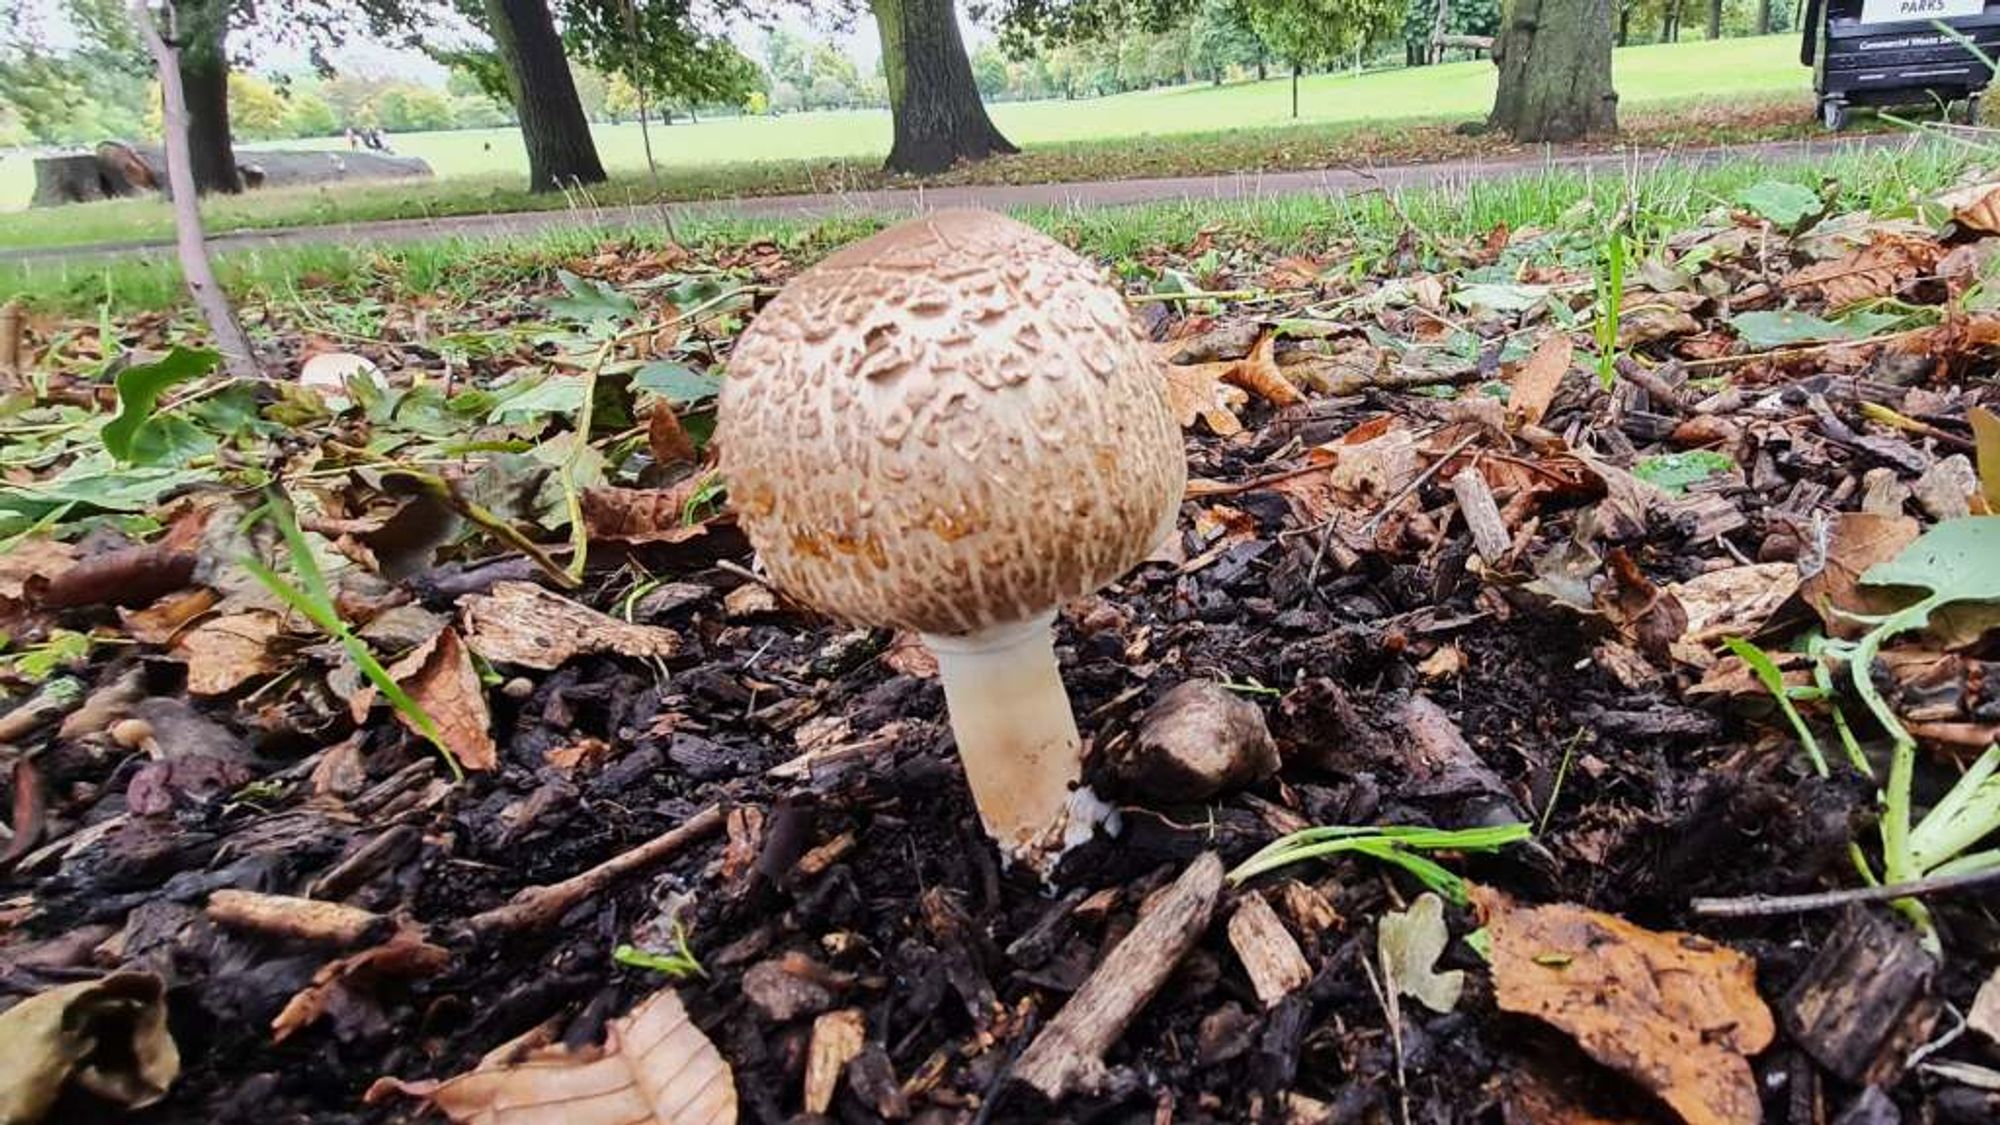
<box><xmin>718</xmin><ymin>209</ymin><xmax>1185</xmax><ymax>874</ymax></box>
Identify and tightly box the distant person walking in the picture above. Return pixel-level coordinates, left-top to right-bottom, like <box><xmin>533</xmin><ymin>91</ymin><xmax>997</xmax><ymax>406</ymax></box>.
<box><xmin>345</xmin><ymin>127</ymin><xmax>359</xmax><ymax>150</ymax></box>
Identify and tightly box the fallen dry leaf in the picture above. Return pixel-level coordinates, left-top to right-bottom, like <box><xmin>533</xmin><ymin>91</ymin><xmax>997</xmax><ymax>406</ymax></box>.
<box><xmin>648</xmin><ymin>402</ymin><xmax>699</xmax><ymax>467</ymax></box>
<box><xmin>172</xmin><ymin>611</ymin><xmax>285</xmax><ymax>696</ymax></box>
<box><xmin>545</xmin><ymin>737</ymin><xmax>613</xmax><ymax>773</ymax></box>
<box><xmin>883</xmin><ymin>632</ymin><xmax>938</xmax><ymax>679</ymax></box>
<box><xmin>1508</xmin><ymin>335</ymin><xmax>1574</xmax><ymax>429</ymax></box>
<box><xmin>0</xmin><ymin>538</ymin><xmax>74</xmax><ymax>601</ymax></box>
<box><xmin>374</xmin><ymin>988</ymin><xmax>734</xmax><ymax>1125</ymax></box>
<box><xmin>722</xmin><ymin>582</ymin><xmax>779</xmax><ymax>618</ymax></box>
<box><xmin>118</xmin><ymin>587</ymin><xmax>220</xmax><ymax>645</ymax></box>
<box><xmin>1972</xmin><ymin>405</ymin><xmax>1999</xmax><ymax>512</ymax></box>
<box><xmin>1225</xmin><ymin>332</ymin><xmax>1305</xmax><ymax>408</ymax></box>
<box><xmin>0</xmin><ymin>972</ymin><xmax>180</xmax><ymax>1124</ymax></box>
<box><xmin>462</xmin><ymin>581</ymin><xmax>678</xmax><ymax>671</ymax></box>
<box><xmin>1473</xmin><ymin>887</ymin><xmax>1774</xmax><ymax>1125</ymax></box>
<box><xmin>1783</xmin><ymin>232</ymin><xmax>1942</xmax><ymax>309</ymax></box>
<box><xmin>272</xmin><ymin>929</ymin><xmax>451</xmax><ymax>1043</ymax></box>
<box><xmin>1941</xmin><ymin>180</ymin><xmax>2000</xmax><ymax>234</ymax></box>
<box><xmin>582</xmin><ymin>480</ymin><xmax>719</xmax><ymax>545</ymax></box>
<box><xmin>1668</xmin><ymin>562</ymin><xmax>1802</xmax><ymax>659</ymax></box>
<box><xmin>382</xmin><ymin>628</ymin><xmax>497</xmax><ymax>772</ymax></box>
<box><xmin>1160</xmin><ymin>360</ymin><xmax>1247</xmax><ymax>436</ymax></box>
<box><xmin>1378</xmin><ymin>893</ymin><xmax>1463</xmax><ymax>1015</ymax></box>
<box><xmin>1616</xmin><ymin>304</ymin><xmax>1701</xmax><ymax>348</ymax></box>
<box><xmin>33</xmin><ymin>544</ymin><xmax>195</xmax><ymax>611</ymax></box>
<box><xmin>1799</xmin><ymin>512</ymin><xmax>1921</xmax><ymax>638</ymax></box>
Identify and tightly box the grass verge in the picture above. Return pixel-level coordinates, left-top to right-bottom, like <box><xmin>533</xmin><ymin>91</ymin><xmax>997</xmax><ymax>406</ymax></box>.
<box><xmin>2</xmin><ymin>139</ymin><xmax>1977</xmax><ymax>320</ymax></box>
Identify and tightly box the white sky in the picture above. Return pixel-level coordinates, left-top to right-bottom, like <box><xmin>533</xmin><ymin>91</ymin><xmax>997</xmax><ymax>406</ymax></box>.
<box><xmin>17</xmin><ymin>0</ymin><xmax>991</xmax><ymax>88</ymax></box>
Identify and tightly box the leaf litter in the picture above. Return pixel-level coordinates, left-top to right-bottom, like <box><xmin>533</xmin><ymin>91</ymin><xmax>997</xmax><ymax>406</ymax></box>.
<box><xmin>0</xmin><ymin>175</ymin><xmax>1999</xmax><ymax>1124</ymax></box>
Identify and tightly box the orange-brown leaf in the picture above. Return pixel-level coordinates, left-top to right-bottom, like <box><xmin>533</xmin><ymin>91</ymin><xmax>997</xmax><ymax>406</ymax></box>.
<box><xmin>1508</xmin><ymin>335</ymin><xmax>1573</xmax><ymax>428</ymax></box>
<box><xmin>172</xmin><ymin>611</ymin><xmax>285</xmax><ymax>696</ymax></box>
<box><xmin>582</xmin><ymin>479</ymin><xmax>717</xmax><ymax>546</ymax></box>
<box><xmin>1223</xmin><ymin>333</ymin><xmax>1305</xmax><ymax>408</ymax></box>
<box><xmin>1972</xmin><ymin>405</ymin><xmax>2000</xmax><ymax>513</ymax></box>
<box><xmin>648</xmin><ymin>402</ymin><xmax>698</xmax><ymax>467</ymax></box>
<box><xmin>272</xmin><ymin>929</ymin><xmax>451</xmax><ymax>1043</ymax></box>
<box><xmin>1160</xmin><ymin>361</ymin><xmax>1246</xmax><ymax>436</ymax></box>
<box><xmin>1473</xmin><ymin>888</ymin><xmax>1774</xmax><ymax>1125</ymax></box>
<box><xmin>387</xmin><ymin>627</ymin><xmax>496</xmax><ymax>772</ymax></box>
<box><xmin>1783</xmin><ymin>232</ymin><xmax>1942</xmax><ymax>309</ymax></box>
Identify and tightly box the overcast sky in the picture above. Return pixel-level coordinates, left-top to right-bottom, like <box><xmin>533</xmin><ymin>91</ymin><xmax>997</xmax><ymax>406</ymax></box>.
<box><xmin>18</xmin><ymin>1</ymin><xmax>990</xmax><ymax>87</ymax></box>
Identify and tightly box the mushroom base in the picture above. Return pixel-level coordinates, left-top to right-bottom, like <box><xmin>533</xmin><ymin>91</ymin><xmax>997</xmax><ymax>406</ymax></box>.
<box><xmin>925</xmin><ymin>613</ymin><xmax>1104</xmax><ymax>877</ymax></box>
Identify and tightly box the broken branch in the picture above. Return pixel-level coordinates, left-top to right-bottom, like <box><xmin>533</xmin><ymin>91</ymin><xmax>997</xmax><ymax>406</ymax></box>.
<box><xmin>469</xmin><ymin>804</ymin><xmax>725</xmax><ymax>933</ymax></box>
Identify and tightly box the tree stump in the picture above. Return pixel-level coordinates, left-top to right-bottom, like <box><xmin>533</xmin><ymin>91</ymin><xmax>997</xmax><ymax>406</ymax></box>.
<box><xmin>30</xmin><ymin>154</ymin><xmax>115</xmax><ymax>207</ymax></box>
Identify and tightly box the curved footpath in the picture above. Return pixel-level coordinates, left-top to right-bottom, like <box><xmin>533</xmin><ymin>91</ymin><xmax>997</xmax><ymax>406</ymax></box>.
<box><xmin>0</xmin><ymin>133</ymin><xmax>1913</xmax><ymax>266</ymax></box>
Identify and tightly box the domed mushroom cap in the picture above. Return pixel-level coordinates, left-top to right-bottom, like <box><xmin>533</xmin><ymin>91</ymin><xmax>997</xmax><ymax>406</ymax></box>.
<box><xmin>719</xmin><ymin>209</ymin><xmax>1185</xmax><ymax>637</ymax></box>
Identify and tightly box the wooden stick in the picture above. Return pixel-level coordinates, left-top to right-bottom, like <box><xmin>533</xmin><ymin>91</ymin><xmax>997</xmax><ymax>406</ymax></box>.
<box><xmin>469</xmin><ymin>804</ymin><xmax>725</xmax><ymax>933</ymax></box>
<box><xmin>1011</xmin><ymin>852</ymin><xmax>1224</xmax><ymax>1101</ymax></box>
<box><xmin>1692</xmin><ymin>866</ymin><xmax>2000</xmax><ymax>918</ymax></box>
<box><xmin>207</xmin><ymin>889</ymin><xmax>390</xmax><ymax>947</ymax></box>
<box><xmin>128</xmin><ymin>0</ymin><xmax>259</xmax><ymax>381</ymax></box>
<box><xmin>1449</xmin><ymin>468</ymin><xmax>1510</xmax><ymax>566</ymax></box>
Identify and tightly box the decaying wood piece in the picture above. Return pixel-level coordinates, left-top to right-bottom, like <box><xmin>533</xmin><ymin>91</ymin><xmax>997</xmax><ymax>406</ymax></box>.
<box><xmin>804</xmin><ymin>1009</ymin><xmax>866</xmax><ymax>1115</ymax></box>
<box><xmin>206</xmin><ymin>889</ymin><xmax>390</xmax><ymax>948</ymax></box>
<box><xmin>1227</xmin><ymin>891</ymin><xmax>1312</xmax><ymax>1009</ymax></box>
<box><xmin>1011</xmin><ymin>852</ymin><xmax>1224</xmax><ymax>1100</ymax></box>
<box><xmin>0</xmin><ymin>298</ymin><xmax>22</xmax><ymax>383</ymax></box>
<box><xmin>1781</xmin><ymin>907</ymin><xmax>1939</xmax><ymax>1086</ymax></box>
<box><xmin>1450</xmin><ymin>469</ymin><xmax>1510</xmax><ymax>566</ymax></box>
<box><xmin>469</xmin><ymin>804</ymin><xmax>724</xmax><ymax>932</ymax></box>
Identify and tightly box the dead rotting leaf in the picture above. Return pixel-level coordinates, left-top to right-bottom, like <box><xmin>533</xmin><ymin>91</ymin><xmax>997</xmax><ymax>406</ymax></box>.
<box><xmin>1378</xmin><ymin>893</ymin><xmax>1463</xmax><ymax>1015</ymax></box>
<box><xmin>1800</xmin><ymin>512</ymin><xmax>1921</xmax><ymax>638</ymax></box>
<box><xmin>0</xmin><ymin>538</ymin><xmax>75</xmax><ymax>601</ymax></box>
<box><xmin>1972</xmin><ymin>406</ymin><xmax>2000</xmax><ymax>512</ymax></box>
<box><xmin>32</xmin><ymin>543</ymin><xmax>197</xmax><ymax>611</ymax></box>
<box><xmin>371</xmin><ymin>988</ymin><xmax>734</xmax><ymax>1125</ymax></box>
<box><xmin>0</xmin><ymin>972</ymin><xmax>180</xmax><ymax>1125</ymax></box>
<box><xmin>272</xmin><ymin>928</ymin><xmax>451</xmax><ymax>1043</ymax></box>
<box><xmin>461</xmin><ymin>581</ymin><xmax>678</xmax><ymax>670</ymax></box>
<box><xmin>1160</xmin><ymin>359</ymin><xmax>1247</xmax><ymax>436</ymax></box>
<box><xmin>172</xmin><ymin>610</ymin><xmax>285</xmax><ymax>696</ymax></box>
<box><xmin>1226</xmin><ymin>332</ymin><xmax>1304</xmax><ymax>407</ymax></box>
<box><xmin>1473</xmin><ymin>887</ymin><xmax>1774</xmax><ymax>1125</ymax></box>
<box><xmin>118</xmin><ymin>587</ymin><xmax>219</xmax><ymax>644</ymax></box>
<box><xmin>1508</xmin><ymin>335</ymin><xmax>1573</xmax><ymax>428</ymax></box>
<box><xmin>582</xmin><ymin>480</ymin><xmax>719</xmax><ymax>545</ymax></box>
<box><xmin>1783</xmin><ymin>232</ymin><xmax>1942</xmax><ymax>309</ymax></box>
<box><xmin>1668</xmin><ymin>562</ymin><xmax>1801</xmax><ymax>656</ymax></box>
<box><xmin>648</xmin><ymin>401</ymin><xmax>698</xmax><ymax>467</ymax></box>
<box><xmin>883</xmin><ymin>632</ymin><xmax>938</xmax><ymax>678</ymax></box>
<box><xmin>376</xmin><ymin>628</ymin><xmax>496</xmax><ymax>772</ymax></box>
<box><xmin>1940</xmin><ymin>180</ymin><xmax>2000</xmax><ymax>234</ymax></box>
<box><xmin>1616</xmin><ymin>303</ymin><xmax>1701</xmax><ymax>348</ymax></box>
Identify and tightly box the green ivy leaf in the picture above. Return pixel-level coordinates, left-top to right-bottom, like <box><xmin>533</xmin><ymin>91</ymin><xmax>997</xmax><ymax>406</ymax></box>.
<box><xmin>1737</xmin><ymin>181</ymin><xmax>1823</xmax><ymax>227</ymax></box>
<box><xmin>1728</xmin><ymin>309</ymin><xmax>1900</xmax><ymax>349</ymax></box>
<box><xmin>632</xmin><ymin>361</ymin><xmax>723</xmax><ymax>405</ymax></box>
<box><xmin>1860</xmin><ymin>517</ymin><xmax>2000</xmax><ymax>615</ymax></box>
<box><xmin>101</xmin><ymin>347</ymin><xmax>221</xmax><ymax>464</ymax></box>
<box><xmin>1633</xmin><ymin>450</ymin><xmax>1735</xmax><ymax>495</ymax></box>
<box><xmin>542</xmin><ymin>270</ymin><xmax>637</xmax><ymax>324</ymax></box>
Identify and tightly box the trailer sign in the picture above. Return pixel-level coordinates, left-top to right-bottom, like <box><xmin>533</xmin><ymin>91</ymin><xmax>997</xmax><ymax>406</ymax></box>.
<box><xmin>1860</xmin><ymin>0</ymin><xmax>1982</xmax><ymax>22</ymax></box>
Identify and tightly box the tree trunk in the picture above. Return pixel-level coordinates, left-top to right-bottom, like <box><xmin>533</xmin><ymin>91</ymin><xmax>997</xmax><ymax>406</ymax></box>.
<box><xmin>484</xmin><ymin>0</ymin><xmax>606</xmax><ymax>192</ymax></box>
<box><xmin>1256</xmin><ymin>51</ymin><xmax>1267</xmax><ymax>81</ymax></box>
<box><xmin>175</xmin><ymin>0</ymin><xmax>240</xmax><ymax>196</ymax></box>
<box><xmin>1707</xmin><ymin>0</ymin><xmax>1722</xmax><ymax>38</ymax></box>
<box><xmin>1618</xmin><ymin>1</ymin><xmax>1631</xmax><ymax>45</ymax></box>
<box><xmin>871</xmin><ymin>0</ymin><xmax>1017</xmax><ymax>175</ymax></box>
<box><xmin>1290</xmin><ymin>60</ymin><xmax>1300</xmax><ymax>117</ymax></box>
<box><xmin>1757</xmin><ymin>0</ymin><xmax>1772</xmax><ymax>33</ymax></box>
<box><xmin>1490</xmin><ymin>0</ymin><xmax>1618</xmax><ymax>141</ymax></box>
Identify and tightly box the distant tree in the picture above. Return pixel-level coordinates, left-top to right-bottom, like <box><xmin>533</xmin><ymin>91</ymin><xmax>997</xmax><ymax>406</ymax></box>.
<box><xmin>284</xmin><ymin>90</ymin><xmax>339</xmax><ymax>136</ymax></box>
<box><xmin>1190</xmin><ymin>0</ymin><xmax>1266</xmax><ymax>84</ymax></box>
<box><xmin>227</xmin><ymin>72</ymin><xmax>290</xmax><ymax>139</ymax></box>
<box><xmin>744</xmin><ymin>88</ymin><xmax>769</xmax><ymax>114</ymax></box>
<box><xmin>971</xmin><ymin>43</ymin><xmax>1010</xmax><ymax>97</ymax></box>
<box><xmin>1489</xmin><ymin>0</ymin><xmax>1616</xmax><ymax>139</ymax></box>
<box><xmin>375</xmin><ymin>84</ymin><xmax>456</xmax><ymax>130</ymax></box>
<box><xmin>0</xmin><ymin>0</ymin><xmax>150</xmax><ymax>146</ymax></box>
<box><xmin>1241</xmin><ymin>0</ymin><xmax>1399</xmax><ymax>115</ymax></box>
<box><xmin>471</xmin><ymin>0</ymin><xmax>607</xmax><ymax>189</ymax></box>
<box><xmin>764</xmin><ymin>27</ymin><xmax>813</xmax><ymax>94</ymax></box>
<box><xmin>570</xmin><ymin>63</ymin><xmax>610</xmax><ymax>120</ymax></box>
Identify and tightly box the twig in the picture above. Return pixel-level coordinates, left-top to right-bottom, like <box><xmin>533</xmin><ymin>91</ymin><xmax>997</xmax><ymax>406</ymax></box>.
<box><xmin>207</xmin><ymin>889</ymin><xmax>391</xmax><ymax>947</ymax></box>
<box><xmin>1011</xmin><ymin>853</ymin><xmax>1224</xmax><ymax>1101</ymax></box>
<box><xmin>1296</xmin><ymin>432</ymin><xmax>1477</xmax><ymax>593</ymax></box>
<box><xmin>1126</xmin><ymin>288</ymin><xmax>1309</xmax><ymax>305</ymax></box>
<box><xmin>469</xmin><ymin>804</ymin><xmax>725</xmax><ymax>933</ymax></box>
<box><xmin>1691</xmin><ymin>865</ymin><xmax>2000</xmax><ymax>918</ymax></box>
<box><xmin>127</xmin><ymin>0</ymin><xmax>260</xmax><ymax>381</ymax></box>
<box><xmin>1184</xmin><ymin>460</ymin><xmax>1340</xmax><ymax>498</ymax></box>
<box><xmin>1678</xmin><ymin>326</ymin><xmax>1931</xmax><ymax>371</ymax></box>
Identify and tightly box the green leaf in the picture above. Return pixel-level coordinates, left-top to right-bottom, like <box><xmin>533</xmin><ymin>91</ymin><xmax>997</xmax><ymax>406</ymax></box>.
<box><xmin>1633</xmin><ymin>450</ymin><xmax>1735</xmax><ymax>495</ymax></box>
<box><xmin>632</xmin><ymin>361</ymin><xmax>724</xmax><ymax>405</ymax></box>
<box><xmin>542</xmin><ymin>270</ymin><xmax>637</xmax><ymax>323</ymax></box>
<box><xmin>1860</xmin><ymin>517</ymin><xmax>2000</xmax><ymax>611</ymax></box>
<box><xmin>488</xmin><ymin>375</ymin><xmax>586</xmax><ymax>424</ymax></box>
<box><xmin>101</xmin><ymin>347</ymin><xmax>221</xmax><ymax>464</ymax></box>
<box><xmin>1722</xmin><ymin>636</ymin><xmax>1827</xmax><ymax>777</ymax></box>
<box><xmin>1453</xmin><ymin>282</ymin><xmax>1549</xmax><ymax>313</ymax></box>
<box><xmin>1728</xmin><ymin>309</ymin><xmax>1900</xmax><ymax>349</ymax></box>
<box><xmin>1738</xmin><ymin>181</ymin><xmax>1823</xmax><ymax>227</ymax></box>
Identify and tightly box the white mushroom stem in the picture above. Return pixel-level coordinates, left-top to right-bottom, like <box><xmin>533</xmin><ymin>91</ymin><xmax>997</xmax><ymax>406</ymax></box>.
<box><xmin>924</xmin><ymin>612</ymin><xmax>1105</xmax><ymax>874</ymax></box>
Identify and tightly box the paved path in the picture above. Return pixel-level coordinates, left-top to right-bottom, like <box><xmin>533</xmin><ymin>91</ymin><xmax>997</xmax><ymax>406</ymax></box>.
<box><xmin>4</xmin><ymin>134</ymin><xmax>1909</xmax><ymax>266</ymax></box>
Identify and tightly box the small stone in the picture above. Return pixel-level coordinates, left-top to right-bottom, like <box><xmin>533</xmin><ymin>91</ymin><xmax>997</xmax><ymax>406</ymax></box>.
<box><xmin>1115</xmin><ymin>680</ymin><xmax>1278</xmax><ymax>802</ymax></box>
<box><xmin>500</xmin><ymin>677</ymin><xmax>535</xmax><ymax>700</ymax></box>
<box><xmin>109</xmin><ymin>718</ymin><xmax>154</xmax><ymax>750</ymax></box>
<box><xmin>1859</xmin><ymin>468</ymin><xmax>1910</xmax><ymax>516</ymax></box>
<box><xmin>742</xmin><ymin>957</ymin><xmax>835</xmax><ymax>1022</ymax></box>
<box><xmin>1913</xmin><ymin>455</ymin><xmax>1978</xmax><ymax>522</ymax></box>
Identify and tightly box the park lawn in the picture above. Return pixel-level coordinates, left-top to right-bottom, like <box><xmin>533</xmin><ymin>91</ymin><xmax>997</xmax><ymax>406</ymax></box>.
<box><xmin>0</xmin><ymin>34</ymin><xmax>1824</xmax><ymax>253</ymax></box>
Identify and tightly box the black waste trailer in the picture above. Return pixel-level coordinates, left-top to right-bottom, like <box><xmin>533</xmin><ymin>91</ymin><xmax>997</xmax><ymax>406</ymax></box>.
<box><xmin>1803</xmin><ymin>0</ymin><xmax>2000</xmax><ymax>128</ymax></box>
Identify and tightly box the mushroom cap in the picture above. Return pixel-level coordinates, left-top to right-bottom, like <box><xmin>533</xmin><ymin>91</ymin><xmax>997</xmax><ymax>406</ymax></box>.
<box><xmin>718</xmin><ymin>209</ymin><xmax>1185</xmax><ymax>637</ymax></box>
